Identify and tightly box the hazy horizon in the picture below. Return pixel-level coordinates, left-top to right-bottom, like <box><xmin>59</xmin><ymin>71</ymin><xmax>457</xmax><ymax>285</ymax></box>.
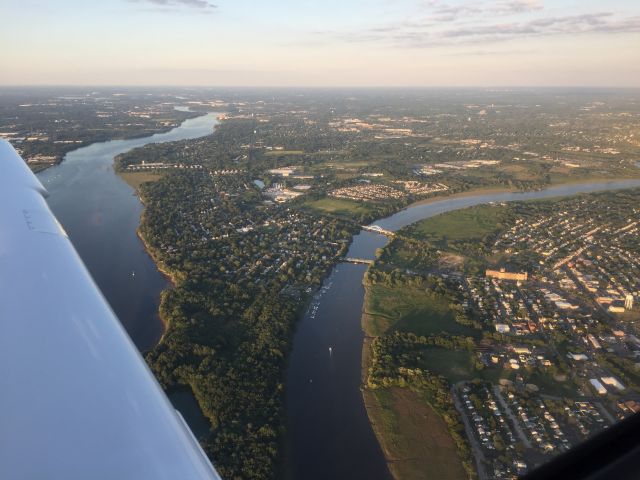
<box><xmin>2</xmin><ymin>85</ymin><xmax>640</xmax><ymax>90</ymax></box>
<box><xmin>2</xmin><ymin>0</ymin><xmax>639</xmax><ymax>87</ymax></box>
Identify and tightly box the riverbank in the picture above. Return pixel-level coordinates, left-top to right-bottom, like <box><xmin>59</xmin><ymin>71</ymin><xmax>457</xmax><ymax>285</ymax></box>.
<box><xmin>36</xmin><ymin>113</ymin><xmax>229</xmax><ymax>352</ymax></box>
<box><xmin>358</xmin><ymin>180</ymin><xmax>640</xmax><ymax>479</ymax></box>
<box><xmin>135</xmin><ymin>227</ymin><xmax>178</xmax><ymax>339</ymax></box>
<box><xmin>117</xmin><ymin>171</ymin><xmax>164</xmax><ymax>192</ymax></box>
<box><xmin>405</xmin><ymin>176</ymin><xmax>640</xmax><ymax>211</ymax></box>
<box><xmin>128</xmin><ymin>178</ymin><xmax>188</xmax><ymax>348</ymax></box>
<box><xmin>360</xmin><ymin>279</ymin><xmax>471</xmax><ymax>480</ymax></box>
<box><xmin>108</xmin><ymin>111</ymin><xmax>220</xmax><ymax>344</ymax></box>
<box><xmin>128</xmin><ymin>179</ymin><xmax>181</xmax><ymax>283</ymax></box>
<box><xmin>28</xmin><ymin>113</ymin><xmax>202</xmax><ymax>174</ymax></box>
<box><xmin>364</xmin><ymin>386</ymin><xmax>469</xmax><ymax>480</ymax></box>
<box><xmin>411</xmin><ymin>186</ymin><xmax>514</xmax><ymax>208</ymax></box>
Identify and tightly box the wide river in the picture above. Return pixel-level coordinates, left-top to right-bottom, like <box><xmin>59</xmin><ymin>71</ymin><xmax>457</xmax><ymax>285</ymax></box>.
<box><xmin>284</xmin><ymin>179</ymin><xmax>640</xmax><ymax>479</ymax></box>
<box><xmin>37</xmin><ymin>119</ymin><xmax>640</xmax><ymax>479</ymax></box>
<box><xmin>37</xmin><ymin>111</ymin><xmax>219</xmax><ymax>352</ymax></box>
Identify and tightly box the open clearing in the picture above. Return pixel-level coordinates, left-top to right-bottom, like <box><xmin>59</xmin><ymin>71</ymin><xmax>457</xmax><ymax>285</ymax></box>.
<box><xmin>364</xmin><ymin>387</ymin><xmax>467</xmax><ymax>480</ymax></box>
<box><xmin>364</xmin><ymin>282</ymin><xmax>478</xmax><ymax>338</ymax></box>
<box><xmin>118</xmin><ymin>171</ymin><xmax>164</xmax><ymax>191</ymax></box>
<box><xmin>304</xmin><ymin>197</ymin><xmax>374</xmax><ymax>218</ymax></box>
<box><xmin>406</xmin><ymin>204</ymin><xmax>509</xmax><ymax>247</ymax></box>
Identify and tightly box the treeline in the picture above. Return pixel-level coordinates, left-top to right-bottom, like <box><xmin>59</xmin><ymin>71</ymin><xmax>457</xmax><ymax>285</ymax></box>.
<box><xmin>148</xmin><ymin>286</ymin><xmax>298</xmax><ymax>478</ymax></box>
<box><xmin>368</xmin><ymin>331</ymin><xmax>476</xmax><ymax>389</ymax></box>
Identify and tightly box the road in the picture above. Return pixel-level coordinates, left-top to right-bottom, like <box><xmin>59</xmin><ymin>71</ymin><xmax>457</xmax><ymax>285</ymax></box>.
<box><xmin>452</xmin><ymin>383</ymin><xmax>488</xmax><ymax>480</ymax></box>
<box><xmin>594</xmin><ymin>402</ymin><xmax>616</xmax><ymax>425</ymax></box>
<box><xmin>492</xmin><ymin>385</ymin><xmax>532</xmax><ymax>449</ymax></box>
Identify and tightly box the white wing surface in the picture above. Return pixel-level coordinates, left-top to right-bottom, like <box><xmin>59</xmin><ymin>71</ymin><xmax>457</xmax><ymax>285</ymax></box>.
<box><xmin>0</xmin><ymin>140</ymin><xmax>221</xmax><ymax>480</ymax></box>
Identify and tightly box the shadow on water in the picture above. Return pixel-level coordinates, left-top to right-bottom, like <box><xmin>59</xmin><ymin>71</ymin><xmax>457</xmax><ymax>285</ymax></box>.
<box><xmin>168</xmin><ymin>386</ymin><xmax>212</xmax><ymax>440</ymax></box>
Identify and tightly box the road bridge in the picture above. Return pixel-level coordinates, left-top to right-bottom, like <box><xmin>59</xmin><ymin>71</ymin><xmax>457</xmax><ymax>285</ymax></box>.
<box><xmin>361</xmin><ymin>225</ymin><xmax>395</xmax><ymax>237</ymax></box>
<box><xmin>344</xmin><ymin>257</ymin><xmax>374</xmax><ymax>265</ymax></box>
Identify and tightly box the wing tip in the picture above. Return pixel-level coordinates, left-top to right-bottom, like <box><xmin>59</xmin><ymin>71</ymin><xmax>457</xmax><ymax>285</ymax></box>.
<box><xmin>0</xmin><ymin>138</ymin><xmax>49</xmax><ymax>198</ymax></box>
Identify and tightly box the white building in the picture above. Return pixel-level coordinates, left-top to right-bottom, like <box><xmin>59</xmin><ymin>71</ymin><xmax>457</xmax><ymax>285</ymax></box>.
<box><xmin>589</xmin><ymin>379</ymin><xmax>607</xmax><ymax>395</ymax></box>
<box><xmin>587</xmin><ymin>334</ymin><xmax>602</xmax><ymax>350</ymax></box>
<box><xmin>268</xmin><ymin>167</ymin><xmax>297</xmax><ymax>177</ymax></box>
<box><xmin>626</xmin><ymin>294</ymin><xmax>634</xmax><ymax>310</ymax></box>
<box><xmin>567</xmin><ymin>353</ymin><xmax>589</xmax><ymax>361</ymax></box>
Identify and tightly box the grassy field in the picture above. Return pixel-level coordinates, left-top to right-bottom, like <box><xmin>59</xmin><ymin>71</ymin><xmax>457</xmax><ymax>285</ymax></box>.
<box><xmin>548</xmin><ymin>169</ymin><xmax>640</xmax><ymax>185</ymax></box>
<box><xmin>118</xmin><ymin>171</ymin><xmax>164</xmax><ymax>191</ymax></box>
<box><xmin>419</xmin><ymin>347</ymin><xmax>511</xmax><ymax>384</ymax></box>
<box><xmin>364</xmin><ymin>387</ymin><xmax>467</xmax><ymax>480</ymax></box>
<box><xmin>500</xmin><ymin>163</ymin><xmax>543</xmax><ymax>181</ymax></box>
<box><xmin>304</xmin><ymin>197</ymin><xmax>374</xmax><ymax>218</ymax></box>
<box><xmin>324</xmin><ymin>160</ymin><xmax>372</xmax><ymax>168</ymax></box>
<box><xmin>526</xmin><ymin>372</ymin><xmax>578</xmax><ymax>397</ymax></box>
<box><xmin>264</xmin><ymin>150</ymin><xmax>305</xmax><ymax>156</ymax></box>
<box><xmin>420</xmin><ymin>348</ymin><xmax>475</xmax><ymax>382</ymax></box>
<box><xmin>405</xmin><ymin>204</ymin><xmax>509</xmax><ymax>247</ymax></box>
<box><xmin>384</xmin><ymin>240</ymin><xmax>419</xmax><ymax>270</ymax></box>
<box><xmin>363</xmin><ymin>282</ymin><xmax>478</xmax><ymax>338</ymax></box>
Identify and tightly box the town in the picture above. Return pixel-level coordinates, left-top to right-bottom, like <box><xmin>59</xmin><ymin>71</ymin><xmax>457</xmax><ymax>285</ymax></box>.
<box><xmin>4</xmin><ymin>87</ymin><xmax>640</xmax><ymax>480</ymax></box>
<box><xmin>364</xmin><ymin>189</ymin><xmax>640</xmax><ymax>479</ymax></box>
<box><xmin>0</xmin><ymin>90</ymin><xmax>197</xmax><ymax>171</ymax></box>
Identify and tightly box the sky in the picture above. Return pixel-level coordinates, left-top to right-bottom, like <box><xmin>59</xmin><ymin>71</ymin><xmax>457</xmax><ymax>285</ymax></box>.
<box><xmin>1</xmin><ymin>0</ymin><xmax>639</xmax><ymax>87</ymax></box>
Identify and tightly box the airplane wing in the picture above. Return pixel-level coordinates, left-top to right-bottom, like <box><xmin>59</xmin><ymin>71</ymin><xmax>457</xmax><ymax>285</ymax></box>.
<box><xmin>0</xmin><ymin>139</ymin><xmax>221</xmax><ymax>480</ymax></box>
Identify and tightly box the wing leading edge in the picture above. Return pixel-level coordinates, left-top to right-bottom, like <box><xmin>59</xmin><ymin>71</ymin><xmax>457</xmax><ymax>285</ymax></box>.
<box><xmin>0</xmin><ymin>140</ymin><xmax>220</xmax><ymax>480</ymax></box>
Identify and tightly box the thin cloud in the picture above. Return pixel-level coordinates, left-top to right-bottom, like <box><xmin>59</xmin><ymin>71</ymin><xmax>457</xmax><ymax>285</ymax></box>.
<box><xmin>424</xmin><ymin>0</ymin><xmax>543</xmax><ymax>21</ymax></box>
<box><xmin>495</xmin><ymin>0</ymin><xmax>544</xmax><ymax>14</ymax></box>
<box><xmin>333</xmin><ymin>11</ymin><xmax>640</xmax><ymax>48</ymax></box>
<box><xmin>443</xmin><ymin>48</ymin><xmax>536</xmax><ymax>56</ymax></box>
<box><xmin>130</xmin><ymin>0</ymin><xmax>217</xmax><ymax>10</ymax></box>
